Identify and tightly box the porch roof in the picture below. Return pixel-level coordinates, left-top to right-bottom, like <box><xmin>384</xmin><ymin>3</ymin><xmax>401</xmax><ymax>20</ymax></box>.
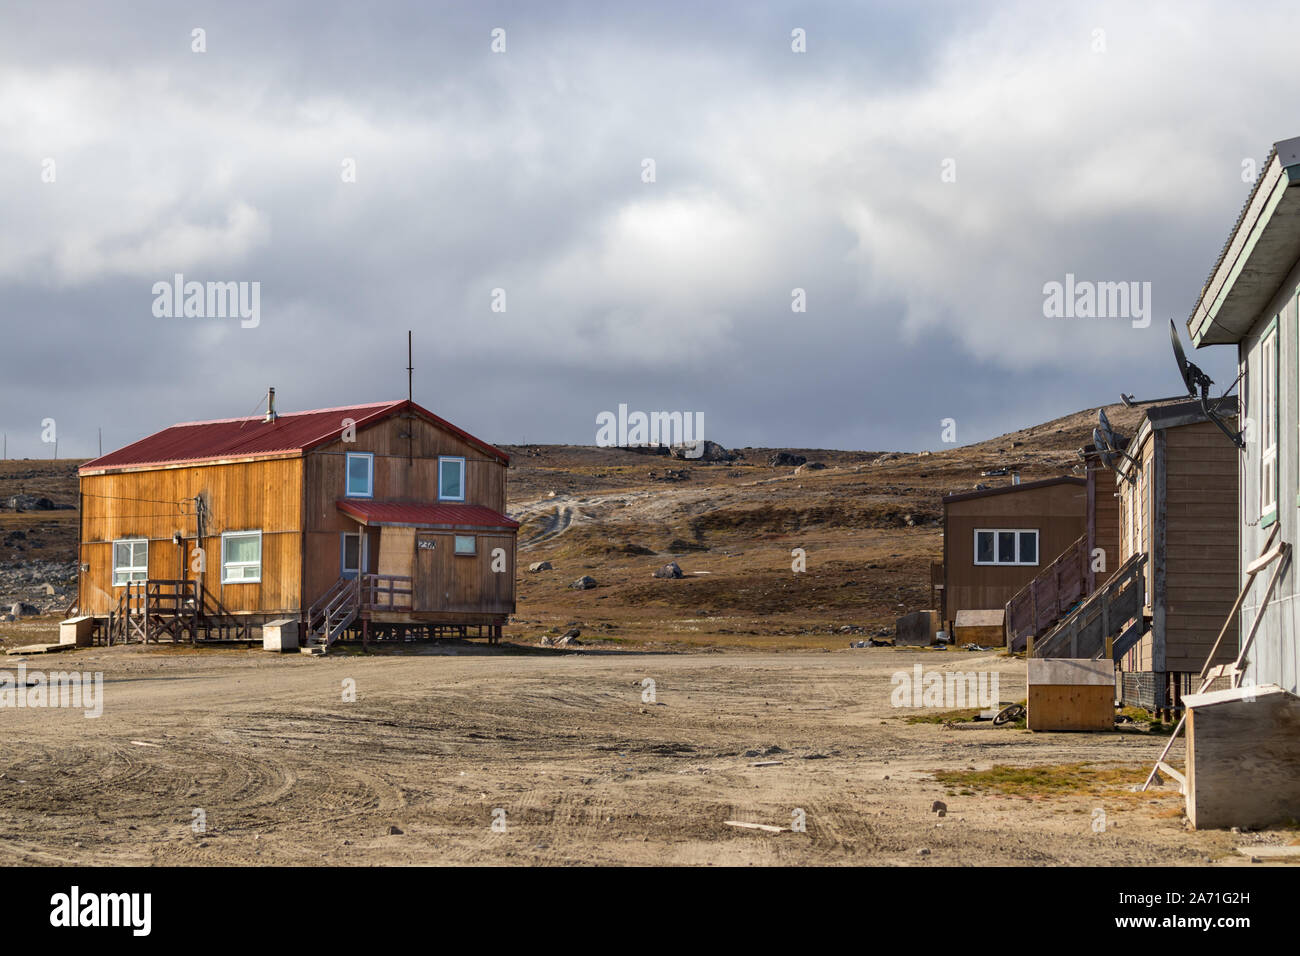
<box><xmin>337</xmin><ymin>499</ymin><xmax>520</xmax><ymax>531</ymax></box>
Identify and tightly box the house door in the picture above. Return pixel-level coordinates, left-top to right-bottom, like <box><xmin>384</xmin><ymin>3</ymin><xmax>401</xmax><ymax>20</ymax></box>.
<box><xmin>414</xmin><ymin>533</ymin><xmax>443</xmax><ymax>611</ymax></box>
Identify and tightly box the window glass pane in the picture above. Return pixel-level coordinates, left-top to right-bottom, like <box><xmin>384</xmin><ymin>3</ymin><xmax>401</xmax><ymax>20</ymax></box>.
<box><xmin>346</xmin><ymin>454</ymin><xmax>371</xmax><ymax>495</ymax></box>
<box><xmin>1018</xmin><ymin>532</ymin><xmax>1037</xmax><ymax>564</ymax></box>
<box><xmin>114</xmin><ymin>541</ymin><xmax>130</xmax><ymax>568</ymax></box>
<box><xmin>441</xmin><ymin>459</ymin><xmax>464</xmax><ymax>498</ymax></box>
<box><xmin>454</xmin><ymin>535</ymin><xmax>476</xmax><ymax>555</ymax></box>
<box><xmin>998</xmin><ymin>532</ymin><xmax>1016</xmax><ymax>564</ymax></box>
<box><xmin>976</xmin><ymin>532</ymin><xmax>994</xmax><ymax>563</ymax></box>
<box><xmin>224</xmin><ymin>534</ymin><xmax>260</xmax><ymax>564</ymax></box>
<box><xmin>343</xmin><ymin>534</ymin><xmax>360</xmax><ymax>571</ymax></box>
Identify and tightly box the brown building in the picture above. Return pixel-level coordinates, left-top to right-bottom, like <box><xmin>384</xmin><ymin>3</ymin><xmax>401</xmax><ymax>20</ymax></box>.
<box><xmin>1113</xmin><ymin>399</ymin><xmax>1239</xmax><ymax>708</ymax></box>
<box><xmin>940</xmin><ymin>476</ymin><xmax>1088</xmax><ymax>634</ymax></box>
<box><xmin>74</xmin><ymin>396</ymin><xmax>516</xmax><ymax>652</ymax></box>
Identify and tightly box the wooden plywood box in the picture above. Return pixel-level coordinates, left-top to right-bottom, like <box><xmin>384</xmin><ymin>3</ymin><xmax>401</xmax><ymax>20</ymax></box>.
<box><xmin>1027</xmin><ymin>658</ymin><xmax>1114</xmax><ymax>732</ymax></box>
<box><xmin>895</xmin><ymin>610</ymin><xmax>938</xmax><ymax>646</ymax></box>
<box><xmin>954</xmin><ymin>609</ymin><xmax>1005</xmax><ymax>647</ymax></box>
<box><xmin>1184</xmin><ymin>684</ymin><xmax>1300</xmax><ymax>830</ymax></box>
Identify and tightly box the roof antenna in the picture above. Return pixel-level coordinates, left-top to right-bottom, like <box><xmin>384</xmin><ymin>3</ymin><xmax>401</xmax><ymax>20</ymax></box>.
<box><xmin>406</xmin><ymin>331</ymin><xmax>414</xmax><ymax>464</ymax></box>
<box><xmin>264</xmin><ymin>386</ymin><xmax>277</xmax><ymax>423</ymax></box>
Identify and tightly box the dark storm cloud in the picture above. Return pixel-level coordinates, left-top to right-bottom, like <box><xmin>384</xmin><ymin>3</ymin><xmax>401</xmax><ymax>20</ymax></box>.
<box><xmin>0</xmin><ymin>0</ymin><xmax>1276</xmax><ymax>459</ymax></box>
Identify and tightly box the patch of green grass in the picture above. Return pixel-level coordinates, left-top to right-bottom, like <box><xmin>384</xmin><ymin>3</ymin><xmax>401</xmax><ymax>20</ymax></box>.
<box><xmin>904</xmin><ymin>708</ymin><xmax>983</xmax><ymax>725</ymax></box>
<box><xmin>931</xmin><ymin>762</ymin><xmax>1146</xmax><ymax>796</ymax></box>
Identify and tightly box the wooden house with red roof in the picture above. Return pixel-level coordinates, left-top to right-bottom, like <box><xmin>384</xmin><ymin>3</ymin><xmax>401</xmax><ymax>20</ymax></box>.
<box><xmin>74</xmin><ymin>392</ymin><xmax>517</xmax><ymax>652</ymax></box>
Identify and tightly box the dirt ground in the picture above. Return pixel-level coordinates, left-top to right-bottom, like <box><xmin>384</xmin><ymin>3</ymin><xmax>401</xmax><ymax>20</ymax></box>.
<box><xmin>0</xmin><ymin>643</ymin><xmax>1289</xmax><ymax>866</ymax></box>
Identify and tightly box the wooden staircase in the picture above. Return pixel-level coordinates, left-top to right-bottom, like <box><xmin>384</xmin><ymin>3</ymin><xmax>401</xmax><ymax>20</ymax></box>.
<box><xmin>105</xmin><ymin>579</ymin><xmax>253</xmax><ymax>644</ymax></box>
<box><xmin>1031</xmin><ymin>551</ymin><xmax>1148</xmax><ymax>661</ymax></box>
<box><xmin>303</xmin><ymin>576</ymin><xmax>361</xmax><ymax>655</ymax></box>
<box><xmin>1006</xmin><ymin>533</ymin><xmax>1090</xmax><ymax>652</ymax></box>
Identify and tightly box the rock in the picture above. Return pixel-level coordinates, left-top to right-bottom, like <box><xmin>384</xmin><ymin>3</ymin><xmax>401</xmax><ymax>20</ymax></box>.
<box><xmin>539</xmin><ymin>635</ymin><xmax>554</xmax><ymax>647</ymax></box>
<box><xmin>570</xmin><ymin>576</ymin><xmax>598</xmax><ymax>590</ymax></box>
<box><xmin>668</xmin><ymin>440</ymin><xmax>735</xmax><ymax>462</ymax></box>
<box><xmin>793</xmin><ymin>462</ymin><xmax>826</xmax><ymax>475</ymax></box>
<box><xmin>930</xmin><ymin>800</ymin><xmax>947</xmax><ymax>813</ymax></box>
<box><xmin>3</xmin><ymin>494</ymin><xmax>56</xmax><ymax>512</ymax></box>
<box><xmin>10</xmin><ymin>602</ymin><xmax>40</xmax><ymax>619</ymax></box>
<box><xmin>39</xmin><ymin>583</ymin><xmax>56</xmax><ymax>596</ymax></box>
<box><xmin>527</xmin><ymin>561</ymin><xmax>552</xmax><ymax>573</ymax></box>
<box><xmin>387</xmin><ymin>825</ymin><xmax>403</xmax><ymax>836</ymax></box>
<box><xmin>653</xmin><ymin>562</ymin><xmax>684</xmax><ymax>579</ymax></box>
<box><xmin>562</xmin><ymin>627</ymin><xmax>581</xmax><ymax>639</ymax></box>
<box><xmin>916</xmin><ymin>848</ymin><xmax>931</xmax><ymax>856</ymax></box>
<box><xmin>767</xmin><ymin>452</ymin><xmax>807</xmax><ymax>468</ymax></box>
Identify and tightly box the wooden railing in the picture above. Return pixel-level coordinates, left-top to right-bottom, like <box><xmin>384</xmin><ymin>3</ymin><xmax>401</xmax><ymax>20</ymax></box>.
<box><xmin>1005</xmin><ymin>533</ymin><xmax>1089</xmax><ymax>652</ymax></box>
<box><xmin>1032</xmin><ymin>551</ymin><xmax>1148</xmax><ymax>660</ymax></box>
<box><xmin>362</xmin><ymin>574</ymin><xmax>413</xmax><ymax>612</ymax></box>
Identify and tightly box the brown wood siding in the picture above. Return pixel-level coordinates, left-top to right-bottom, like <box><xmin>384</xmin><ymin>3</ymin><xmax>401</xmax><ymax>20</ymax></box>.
<box><xmin>303</xmin><ymin>414</ymin><xmax>505</xmax><ymax>535</ymax></box>
<box><xmin>1162</xmin><ymin>421</ymin><xmax>1239</xmax><ymax>673</ymax></box>
<box><xmin>78</xmin><ymin>457</ymin><xmax>303</xmax><ymax>616</ymax></box>
<box><xmin>943</xmin><ymin>482</ymin><xmax>1088</xmax><ymax>628</ymax></box>
<box><xmin>1118</xmin><ymin>434</ymin><xmax>1156</xmax><ymax>670</ymax></box>
<box><xmin>300</xmin><ymin>413</ymin><xmax>511</xmax><ymax>613</ymax></box>
<box><xmin>412</xmin><ymin>531</ymin><xmax>514</xmax><ymax>615</ymax></box>
<box><xmin>1090</xmin><ymin>464</ymin><xmax>1120</xmax><ymax>588</ymax></box>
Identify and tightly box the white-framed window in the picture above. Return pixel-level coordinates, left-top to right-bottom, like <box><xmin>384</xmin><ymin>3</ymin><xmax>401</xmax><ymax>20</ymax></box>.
<box><xmin>112</xmin><ymin>538</ymin><xmax>148</xmax><ymax>586</ymax></box>
<box><xmin>1260</xmin><ymin>322</ymin><xmax>1278</xmax><ymax>524</ymax></box>
<box><xmin>345</xmin><ymin>452</ymin><xmax>374</xmax><ymax>498</ymax></box>
<box><xmin>221</xmin><ymin>531</ymin><xmax>262</xmax><ymax>583</ymax></box>
<box><xmin>341</xmin><ymin>532</ymin><xmax>366</xmax><ymax>578</ymax></box>
<box><xmin>439</xmin><ymin>456</ymin><xmax>466</xmax><ymax>501</ymax></box>
<box><xmin>974</xmin><ymin>528</ymin><xmax>1039</xmax><ymax>566</ymax></box>
<box><xmin>454</xmin><ymin>534</ymin><xmax>476</xmax><ymax>555</ymax></box>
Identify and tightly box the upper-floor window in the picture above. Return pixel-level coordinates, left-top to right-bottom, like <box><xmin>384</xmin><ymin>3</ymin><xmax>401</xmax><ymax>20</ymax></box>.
<box><xmin>222</xmin><ymin>531</ymin><xmax>262</xmax><ymax>583</ymax></box>
<box><xmin>974</xmin><ymin>528</ymin><xmax>1039</xmax><ymax>566</ymax></box>
<box><xmin>1260</xmin><ymin>321</ymin><xmax>1278</xmax><ymax>524</ymax></box>
<box><xmin>346</xmin><ymin>452</ymin><xmax>374</xmax><ymax>498</ymax></box>
<box><xmin>112</xmin><ymin>538</ymin><xmax>148</xmax><ymax>586</ymax></box>
<box><xmin>439</xmin><ymin>456</ymin><xmax>466</xmax><ymax>501</ymax></box>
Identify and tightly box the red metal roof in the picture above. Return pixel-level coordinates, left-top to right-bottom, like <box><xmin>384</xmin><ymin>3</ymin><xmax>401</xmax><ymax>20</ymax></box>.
<box><xmin>79</xmin><ymin>400</ymin><xmax>508</xmax><ymax>473</ymax></box>
<box><xmin>337</xmin><ymin>500</ymin><xmax>519</xmax><ymax>530</ymax></box>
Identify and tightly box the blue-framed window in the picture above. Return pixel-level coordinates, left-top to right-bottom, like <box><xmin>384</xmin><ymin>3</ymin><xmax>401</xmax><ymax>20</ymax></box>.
<box><xmin>345</xmin><ymin>452</ymin><xmax>374</xmax><ymax>498</ymax></box>
<box><xmin>439</xmin><ymin>456</ymin><xmax>466</xmax><ymax>501</ymax></box>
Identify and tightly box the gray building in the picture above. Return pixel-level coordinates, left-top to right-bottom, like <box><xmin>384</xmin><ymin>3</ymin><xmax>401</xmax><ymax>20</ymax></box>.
<box><xmin>1188</xmin><ymin>134</ymin><xmax>1300</xmax><ymax>695</ymax></box>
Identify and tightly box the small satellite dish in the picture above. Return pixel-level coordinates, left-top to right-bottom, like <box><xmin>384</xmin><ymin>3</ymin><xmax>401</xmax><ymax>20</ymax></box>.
<box><xmin>1094</xmin><ymin>412</ymin><xmax>1138</xmax><ymax>478</ymax></box>
<box><xmin>1168</xmin><ymin>319</ymin><xmax>1244</xmax><ymax>449</ymax></box>
<box><xmin>1092</xmin><ymin>427</ymin><xmax>1117</xmax><ymax>472</ymax></box>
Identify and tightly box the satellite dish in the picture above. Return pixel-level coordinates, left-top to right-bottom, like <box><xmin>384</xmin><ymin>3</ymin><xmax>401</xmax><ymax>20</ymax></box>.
<box><xmin>1170</xmin><ymin>318</ymin><xmax>1201</xmax><ymax>397</ymax></box>
<box><xmin>1168</xmin><ymin>319</ymin><xmax>1244</xmax><ymax>449</ymax></box>
<box><xmin>1092</xmin><ymin>427</ymin><xmax>1117</xmax><ymax>472</ymax></box>
<box><xmin>1094</xmin><ymin>411</ymin><xmax>1138</xmax><ymax>478</ymax></box>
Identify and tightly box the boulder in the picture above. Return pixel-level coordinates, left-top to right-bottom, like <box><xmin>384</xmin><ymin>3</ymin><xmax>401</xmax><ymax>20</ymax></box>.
<box><xmin>767</xmin><ymin>452</ymin><xmax>806</xmax><ymax>468</ymax></box>
<box><xmin>793</xmin><ymin>462</ymin><xmax>826</xmax><ymax>475</ymax></box>
<box><xmin>10</xmin><ymin>602</ymin><xmax>41</xmax><ymax>618</ymax></box>
<box><xmin>669</xmin><ymin>440</ymin><xmax>734</xmax><ymax>462</ymax></box>
<box><xmin>570</xmin><ymin>576</ymin><xmax>598</xmax><ymax>590</ymax></box>
<box><xmin>653</xmin><ymin>562</ymin><xmax>684</xmax><ymax>579</ymax></box>
<box><xmin>527</xmin><ymin>561</ymin><xmax>553</xmax><ymax>573</ymax></box>
<box><xmin>4</xmin><ymin>494</ymin><xmax>55</xmax><ymax>511</ymax></box>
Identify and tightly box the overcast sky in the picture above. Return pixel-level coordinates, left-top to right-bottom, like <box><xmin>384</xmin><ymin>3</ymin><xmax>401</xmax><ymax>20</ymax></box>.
<box><xmin>0</xmin><ymin>0</ymin><xmax>1288</xmax><ymax>459</ymax></box>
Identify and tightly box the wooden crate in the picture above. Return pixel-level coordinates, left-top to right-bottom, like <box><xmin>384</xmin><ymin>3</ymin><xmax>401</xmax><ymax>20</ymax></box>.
<box><xmin>1184</xmin><ymin>684</ymin><xmax>1300</xmax><ymax>829</ymax></box>
<box><xmin>1027</xmin><ymin>658</ymin><xmax>1114</xmax><ymax>732</ymax></box>
<box><xmin>895</xmin><ymin>610</ymin><xmax>938</xmax><ymax>646</ymax></box>
<box><xmin>954</xmin><ymin>609</ymin><xmax>1005</xmax><ymax>647</ymax></box>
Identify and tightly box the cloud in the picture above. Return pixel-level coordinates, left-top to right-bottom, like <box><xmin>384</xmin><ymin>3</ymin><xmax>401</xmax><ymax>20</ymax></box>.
<box><xmin>0</xmin><ymin>0</ymin><xmax>1276</xmax><ymax>457</ymax></box>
